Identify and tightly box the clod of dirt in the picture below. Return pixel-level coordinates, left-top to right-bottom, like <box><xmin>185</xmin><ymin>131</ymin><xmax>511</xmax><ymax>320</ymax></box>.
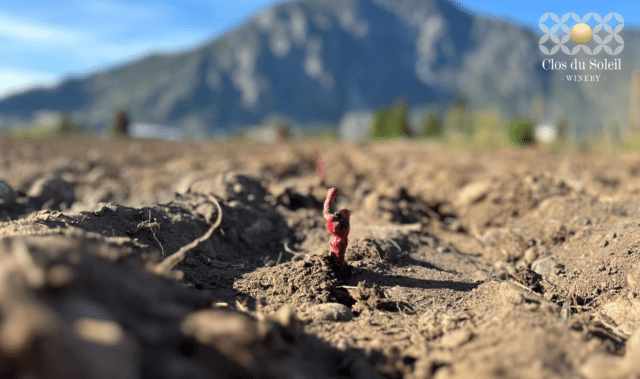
<box><xmin>498</xmin><ymin>282</ymin><xmax>553</xmax><ymax>309</ymax></box>
<box><xmin>183</xmin><ymin>173</ymin><xmax>268</xmax><ymax>208</ymax></box>
<box><xmin>28</xmin><ymin>175</ymin><xmax>75</xmax><ymax>210</ymax></box>
<box><xmin>183</xmin><ymin>174</ymin><xmax>290</xmax><ymax>248</ymax></box>
<box><xmin>580</xmin><ymin>327</ymin><xmax>640</xmax><ymax>379</ymax></box>
<box><xmin>532</xmin><ymin>256</ymin><xmax>564</xmax><ymax>277</ymax></box>
<box><xmin>515</xmin><ymin>269</ymin><xmax>544</xmax><ymax>293</ymax></box>
<box><xmin>627</xmin><ymin>263</ymin><xmax>640</xmax><ymax>286</ymax></box>
<box><xmin>0</xmin><ymin>235</ymin><xmax>215</xmax><ymax>379</ymax></box>
<box><xmin>268</xmin><ymin>176</ymin><xmax>324</xmax><ymax>210</ymax></box>
<box><xmin>350</xmin><ymin>280</ymin><xmax>386</xmax><ymax>314</ymax></box>
<box><xmin>309</xmin><ymin>303</ymin><xmax>354</xmax><ymax>322</ymax></box>
<box><xmin>523</xmin><ymin>247</ymin><xmax>538</xmax><ymax>264</ymax></box>
<box><xmin>601</xmin><ymin>298</ymin><xmax>640</xmax><ymax>335</ymax></box>
<box><xmin>234</xmin><ymin>254</ymin><xmax>352</xmax><ymax>312</ymax></box>
<box><xmin>359</xmin><ymin>186</ymin><xmax>436</xmax><ymax>225</ymax></box>
<box><xmin>346</xmin><ymin>238</ymin><xmax>387</xmax><ymax>263</ymax></box>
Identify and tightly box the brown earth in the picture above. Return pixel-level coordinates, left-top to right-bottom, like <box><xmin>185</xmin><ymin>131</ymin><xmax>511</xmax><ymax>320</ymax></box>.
<box><xmin>1</xmin><ymin>136</ymin><xmax>640</xmax><ymax>378</ymax></box>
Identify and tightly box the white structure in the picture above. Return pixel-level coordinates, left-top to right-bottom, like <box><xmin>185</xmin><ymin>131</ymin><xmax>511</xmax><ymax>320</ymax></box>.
<box><xmin>535</xmin><ymin>123</ymin><xmax>557</xmax><ymax>144</ymax></box>
<box><xmin>338</xmin><ymin>110</ymin><xmax>375</xmax><ymax>141</ymax></box>
<box><xmin>131</xmin><ymin>123</ymin><xmax>184</xmax><ymax>141</ymax></box>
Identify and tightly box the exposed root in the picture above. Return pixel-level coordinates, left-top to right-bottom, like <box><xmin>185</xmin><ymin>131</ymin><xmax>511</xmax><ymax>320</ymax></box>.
<box><xmin>283</xmin><ymin>241</ymin><xmax>303</xmax><ymax>255</ymax></box>
<box><xmin>137</xmin><ymin>210</ymin><xmax>164</xmax><ymax>256</ymax></box>
<box><xmin>152</xmin><ymin>194</ymin><xmax>222</xmax><ymax>276</ymax></box>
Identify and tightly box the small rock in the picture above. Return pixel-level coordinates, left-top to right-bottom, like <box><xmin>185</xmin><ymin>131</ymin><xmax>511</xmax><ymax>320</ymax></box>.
<box><xmin>523</xmin><ymin>247</ymin><xmax>538</xmax><ymax>264</ymax></box>
<box><xmin>309</xmin><ymin>303</ymin><xmax>353</xmax><ymax>322</ymax></box>
<box><xmin>602</xmin><ymin>299</ymin><xmax>640</xmax><ymax>335</ymax></box>
<box><xmin>627</xmin><ymin>263</ymin><xmax>640</xmax><ymax>286</ymax></box>
<box><xmin>532</xmin><ymin>256</ymin><xmax>563</xmax><ymax>277</ymax></box>
<box><xmin>499</xmin><ymin>282</ymin><xmax>525</xmax><ymax>305</ymax></box>
<box><xmin>0</xmin><ymin>180</ymin><xmax>16</xmax><ymax>205</ymax></box>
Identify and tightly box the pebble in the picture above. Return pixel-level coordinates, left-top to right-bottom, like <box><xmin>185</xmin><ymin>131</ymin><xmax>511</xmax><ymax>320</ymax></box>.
<box><xmin>602</xmin><ymin>299</ymin><xmax>640</xmax><ymax>335</ymax></box>
<box><xmin>523</xmin><ymin>247</ymin><xmax>538</xmax><ymax>264</ymax></box>
<box><xmin>0</xmin><ymin>180</ymin><xmax>15</xmax><ymax>205</ymax></box>
<box><xmin>627</xmin><ymin>263</ymin><xmax>640</xmax><ymax>286</ymax></box>
<box><xmin>532</xmin><ymin>256</ymin><xmax>563</xmax><ymax>277</ymax></box>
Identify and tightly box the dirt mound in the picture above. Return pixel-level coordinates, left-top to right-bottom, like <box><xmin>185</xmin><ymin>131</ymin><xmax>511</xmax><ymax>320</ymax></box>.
<box><xmin>235</xmin><ymin>254</ymin><xmax>358</xmax><ymax>311</ymax></box>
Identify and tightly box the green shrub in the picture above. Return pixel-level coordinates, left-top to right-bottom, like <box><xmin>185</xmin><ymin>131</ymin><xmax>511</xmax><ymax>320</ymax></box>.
<box><xmin>508</xmin><ymin>118</ymin><xmax>535</xmax><ymax>146</ymax></box>
<box><xmin>422</xmin><ymin>114</ymin><xmax>443</xmax><ymax>137</ymax></box>
<box><xmin>370</xmin><ymin>100</ymin><xmax>413</xmax><ymax>140</ymax></box>
<box><xmin>371</xmin><ymin>107</ymin><xmax>393</xmax><ymax>139</ymax></box>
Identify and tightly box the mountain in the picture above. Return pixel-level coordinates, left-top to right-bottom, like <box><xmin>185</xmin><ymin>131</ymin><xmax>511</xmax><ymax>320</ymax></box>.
<box><xmin>0</xmin><ymin>0</ymin><xmax>639</xmax><ymax>137</ymax></box>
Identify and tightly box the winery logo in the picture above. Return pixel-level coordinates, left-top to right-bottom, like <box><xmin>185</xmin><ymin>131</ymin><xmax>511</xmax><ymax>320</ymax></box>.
<box><xmin>539</xmin><ymin>13</ymin><xmax>624</xmax><ymax>56</ymax></box>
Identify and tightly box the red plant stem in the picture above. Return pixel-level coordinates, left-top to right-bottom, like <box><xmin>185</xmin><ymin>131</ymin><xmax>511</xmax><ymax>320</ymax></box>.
<box><xmin>323</xmin><ymin>188</ymin><xmax>350</xmax><ymax>263</ymax></box>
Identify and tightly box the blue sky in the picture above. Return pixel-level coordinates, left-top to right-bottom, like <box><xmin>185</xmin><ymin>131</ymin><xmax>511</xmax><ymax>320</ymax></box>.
<box><xmin>0</xmin><ymin>0</ymin><xmax>637</xmax><ymax>99</ymax></box>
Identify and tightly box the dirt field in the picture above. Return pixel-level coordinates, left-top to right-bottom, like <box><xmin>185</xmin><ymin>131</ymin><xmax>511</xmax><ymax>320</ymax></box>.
<box><xmin>1</xmin><ymin>136</ymin><xmax>640</xmax><ymax>379</ymax></box>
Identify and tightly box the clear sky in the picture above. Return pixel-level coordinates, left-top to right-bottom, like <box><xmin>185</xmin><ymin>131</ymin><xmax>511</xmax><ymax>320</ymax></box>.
<box><xmin>0</xmin><ymin>0</ymin><xmax>637</xmax><ymax>99</ymax></box>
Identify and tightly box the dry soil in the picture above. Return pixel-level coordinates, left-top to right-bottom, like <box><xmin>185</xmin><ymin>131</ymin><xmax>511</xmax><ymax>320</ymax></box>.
<box><xmin>1</xmin><ymin>137</ymin><xmax>640</xmax><ymax>379</ymax></box>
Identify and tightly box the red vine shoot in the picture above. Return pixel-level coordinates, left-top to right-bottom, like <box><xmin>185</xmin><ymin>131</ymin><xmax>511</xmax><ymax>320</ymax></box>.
<box><xmin>323</xmin><ymin>188</ymin><xmax>350</xmax><ymax>263</ymax></box>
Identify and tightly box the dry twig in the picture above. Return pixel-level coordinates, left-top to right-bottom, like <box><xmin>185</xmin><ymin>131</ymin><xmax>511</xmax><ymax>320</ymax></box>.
<box><xmin>152</xmin><ymin>194</ymin><xmax>222</xmax><ymax>276</ymax></box>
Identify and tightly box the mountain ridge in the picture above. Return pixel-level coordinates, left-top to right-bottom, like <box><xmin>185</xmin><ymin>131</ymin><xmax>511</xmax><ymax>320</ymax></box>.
<box><xmin>0</xmin><ymin>0</ymin><xmax>638</xmax><ymax>137</ymax></box>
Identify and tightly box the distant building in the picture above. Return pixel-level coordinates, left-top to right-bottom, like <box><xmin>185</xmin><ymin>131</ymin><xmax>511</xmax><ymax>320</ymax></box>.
<box><xmin>130</xmin><ymin>123</ymin><xmax>183</xmax><ymax>141</ymax></box>
<box><xmin>338</xmin><ymin>111</ymin><xmax>374</xmax><ymax>141</ymax></box>
<box><xmin>535</xmin><ymin>123</ymin><xmax>557</xmax><ymax>144</ymax></box>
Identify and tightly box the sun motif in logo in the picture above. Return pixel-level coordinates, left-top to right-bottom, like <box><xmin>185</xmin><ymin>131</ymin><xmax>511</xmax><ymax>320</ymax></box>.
<box><xmin>571</xmin><ymin>23</ymin><xmax>592</xmax><ymax>45</ymax></box>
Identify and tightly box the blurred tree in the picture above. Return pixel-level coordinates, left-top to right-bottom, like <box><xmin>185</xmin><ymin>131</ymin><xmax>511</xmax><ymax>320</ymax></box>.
<box><xmin>389</xmin><ymin>99</ymin><xmax>413</xmax><ymax>137</ymax></box>
<box><xmin>58</xmin><ymin>113</ymin><xmax>73</xmax><ymax>135</ymax></box>
<box><xmin>111</xmin><ymin>110</ymin><xmax>130</xmax><ymax>137</ymax></box>
<box><xmin>422</xmin><ymin>113</ymin><xmax>443</xmax><ymax>137</ymax></box>
<box><xmin>276</xmin><ymin>122</ymin><xmax>291</xmax><ymax>141</ymax></box>
<box><xmin>370</xmin><ymin>99</ymin><xmax>413</xmax><ymax>139</ymax></box>
<box><xmin>370</xmin><ymin>106</ymin><xmax>393</xmax><ymax>139</ymax></box>
<box><xmin>508</xmin><ymin>118</ymin><xmax>535</xmax><ymax>146</ymax></box>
